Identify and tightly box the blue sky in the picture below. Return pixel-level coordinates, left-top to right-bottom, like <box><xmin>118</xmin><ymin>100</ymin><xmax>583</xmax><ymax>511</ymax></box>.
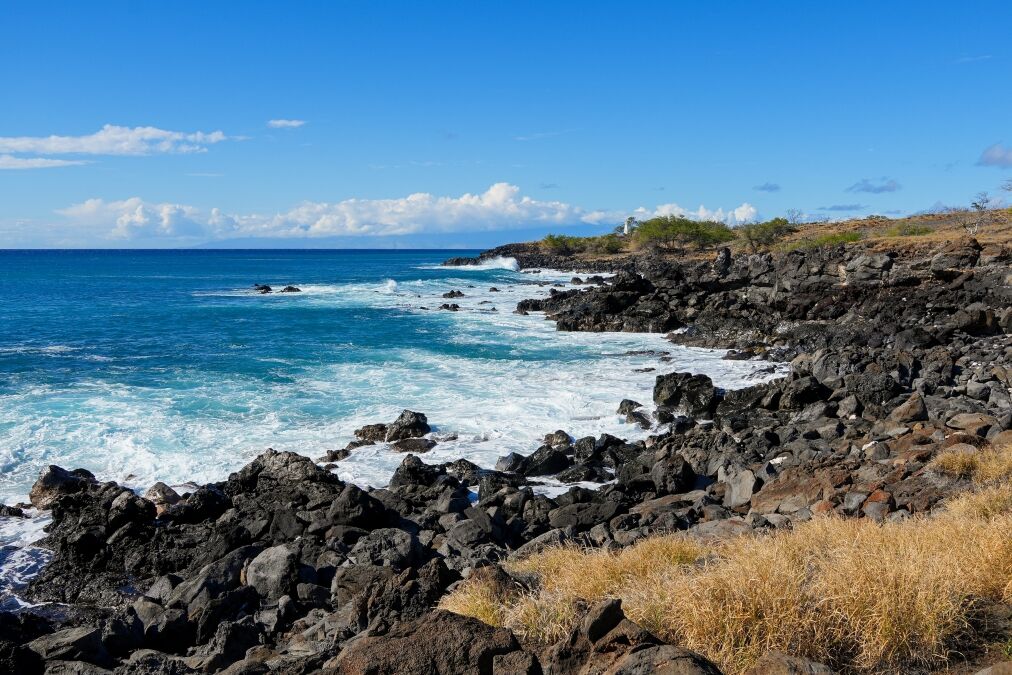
<box><xmin>1</xmin><ymin>1</ymin><xmax>1010</xmax><ymax>248</ymax></box>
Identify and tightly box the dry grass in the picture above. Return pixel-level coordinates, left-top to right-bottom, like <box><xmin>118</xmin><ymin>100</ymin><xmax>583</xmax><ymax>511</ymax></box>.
<box><xmin>443</xmin><ymin>454</ymin><xmax>1012</xmax><ymax>673</ymax></box>
<box><xmin>931</xmin><ymin>441</ymin><xmax>1012</xmax><ymax>485</ymax></box>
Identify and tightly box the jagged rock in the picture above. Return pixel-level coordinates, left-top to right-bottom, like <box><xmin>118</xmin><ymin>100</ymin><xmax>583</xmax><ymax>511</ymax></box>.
<box><xmin>334</xmin><ymin>610</ymin><xmax>526</xmax><ymax>674</ymax></box>
<box><xmin>349</xmin><ymin>528</ymin><xmax>418</xmax><ymax>568</ymax></box>
<box><xmin>28</xmin><ymin>627</ymin><xmax>109</xmax><ymax>666</ymax></box>
<box><xmin>779</xmin><ymin>376</ymin><xmax>830</xmax><ymax>410</ymax></box>
<box><xmin>29</xmin><ymin>466</ymin><xmax>96</xmax><ymax>509</ymax></box>
<box><xmin>392</xmin><ymin>437</ymin><xmax>437</xmax><ymax>453</ymax></box>
<box><xmin>654</xmin><ymin>372</ymin><xmax>720</xmax><ymax>417</ymax></box>
<box><xmin>385</xmin><ymin>410</ymin><xmax>431</xmax><ymax>441</ymax></box>
<box><xmin>930</xmin><ymin>238</ymin><xmax>981</xmax><ymax>277</ymax></box>
<box><xmin>354</xmin><ymin>423</ymin><xmax>388</xmax><ymax>442</ymax></box>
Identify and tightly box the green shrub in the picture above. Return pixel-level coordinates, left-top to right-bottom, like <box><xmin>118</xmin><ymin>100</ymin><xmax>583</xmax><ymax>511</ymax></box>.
<box><xmin>883</xmin><ymin>222</ymin><xmax>933</xmax><ymax>237</ymax></box>
<box><xmin>633</xmin><ymin>216</ymin><xmax>735</xmax><ymax>251</ymax></box>
<box><xmin>737</xmin><ymin>217</ymin><xmax>797</xmax><ymax>252</ymax></box>
<box><xmin>541</xmin><ymin>232</ymin><xmax>628</xmax><ymax>255</ymax></box>
<box><xmin>786</xmin><ymin>231</ymin><xmax>862</xmax><ymax>251</ymax></box>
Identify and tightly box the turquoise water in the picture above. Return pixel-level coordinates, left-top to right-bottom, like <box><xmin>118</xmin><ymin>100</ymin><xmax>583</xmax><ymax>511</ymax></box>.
<box><xmin>0</xmin><ymin>249</ymin><xmax>778</xmax><ymax>503</ymax></box>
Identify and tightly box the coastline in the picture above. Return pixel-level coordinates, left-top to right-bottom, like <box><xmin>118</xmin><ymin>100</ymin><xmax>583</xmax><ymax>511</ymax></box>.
<box><xmin>1</xmin><ymin>237</ymin><xmax>1011</xmax><ymax>673</ymax></box>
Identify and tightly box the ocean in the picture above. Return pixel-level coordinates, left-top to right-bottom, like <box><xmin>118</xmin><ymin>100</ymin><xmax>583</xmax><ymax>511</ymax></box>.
<box><xmin>0</xmin><ymin>249</ymin><xmax>782</xmax><ymax>600</ymax></box>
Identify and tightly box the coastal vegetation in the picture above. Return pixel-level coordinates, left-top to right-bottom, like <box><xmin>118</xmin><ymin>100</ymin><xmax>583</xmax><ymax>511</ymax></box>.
<box><xmin>537</xmin><ymin>197</ymin><xmax>1012</xmax><ymax>258</ymax></box>
<box><xmin>784</xmin><ymin>230</ymin><xmax>863</xmax><ymax>250</ymax></box>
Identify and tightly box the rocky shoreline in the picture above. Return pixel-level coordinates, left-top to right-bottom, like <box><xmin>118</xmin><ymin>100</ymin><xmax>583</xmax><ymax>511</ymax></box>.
<box><xmin>2</xmin><ymin>238</ymin><xmax>1011</xmax><ymax>674</ymax></box>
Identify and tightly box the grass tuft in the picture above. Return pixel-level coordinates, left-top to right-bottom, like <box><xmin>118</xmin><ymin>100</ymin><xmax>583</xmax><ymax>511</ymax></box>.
<box><xmin>931</xmin><ymin>441</ymin><xmax>1012</xmax><ymax>485</ymax></box>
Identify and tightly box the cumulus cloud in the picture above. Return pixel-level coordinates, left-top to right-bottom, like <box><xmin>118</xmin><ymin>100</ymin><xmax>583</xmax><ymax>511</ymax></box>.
<box><xmin>267</xmin><ymin>119</ymin><xmax>306</xmax><ymax>129</ymax></box>
<box><xmin>56</xmin><ymin>184</ymin><xmax>587</xmax><ymax>240</ymax></box>
<box><xmin>57</xmin><ymin>198</ymin><xmax>207</xmax><ymax>239</ymax></box>
<box><xmin>978</xmin><ymin>143</ymin><xmax>1012</xmax><ymax>168</ymax></box>
<box><xmin>0</xmin><ymin>154</ymin><xmax>89</xmax><ymax>170</ymax></box>
<box><xmin>631</xmin><ymin>201</ymin><xmax>758</xmax><ymax>226</ymax></box>
<box><xmin>0</xmin><ymin>125</ymin><xmax>230</xmax><ymax>156</ymax></box>
<box><xmin>846</xmin><ymin>177</ymin><xmax>901</xmax><ymax>193</ymax></box>
<box><xmin>753</xmin><ymin>182</ymin><xmax>781</xmax><ymax>193</ymax></box>
<box><xmin>55</xmin><ymin>184</ymin><xmax>761</xmax><ymax>242</ymax></box>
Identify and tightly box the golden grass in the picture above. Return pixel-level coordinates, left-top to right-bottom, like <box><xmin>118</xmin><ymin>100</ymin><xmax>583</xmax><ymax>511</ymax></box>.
<box><xmin>443</xmin><ymin>478</ymin><xmax>1012</xmax><ymax>673</ymax></box>
<box><xmin>931</xmin><ymin>441</ymin><xmax>1012</xmax><ymax>485</ymax></box>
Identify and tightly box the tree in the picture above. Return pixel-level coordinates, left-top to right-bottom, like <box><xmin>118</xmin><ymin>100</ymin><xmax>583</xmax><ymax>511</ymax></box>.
<box><xmin>737</xmin><ymin>216</ymin><xmax>797</xmax><ymax>252</ymax></box>
<box><xmin>785</xmin><ymin>209</ymin><xmax>805</xmax><ymax>226</ymax></box>
<box><xmin>959</xmin><ymin>191</ymin><xmax>993</xmax><ymax>236</ymax></box>
<box><xmin>633</xmin><ymin>216</ymin><xmax>734</xmax><ymax>251</ymax></box>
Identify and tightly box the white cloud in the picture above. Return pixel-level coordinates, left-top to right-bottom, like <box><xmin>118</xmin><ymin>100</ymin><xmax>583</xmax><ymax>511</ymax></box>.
<box><xmin>267</xmin><ymin>119</ymin><xmax>306</xmax><ymax>129</ymax></box>
<box><xmin>0</xmin><ymin>154</ymin><xmax>90</xmax><ymax>169</ymax></box>
<box><xmin>56</xmin><ymin>184</ymin><xmax>587</xmax><ymax>240</ymax></box>
<box><xmin>978</xmin><ymin>143</ymin><xmax>1012</xmax><ymax>168</ymax></box>
<box><xmin>632</xmin><ymin>201</ymin><xmax>758</xmax><ymax>226</ymax></box>
<box><xmin>0</xmin><ymin>125</ymin><xmax>230</xmax><ymax>156</ymax></box>
<box><xmin>54</xmin><ymin>184</ymin><xmax>759</xmax><ymax>242</ymax></box>
<box><xmin>57</xmin><ymin>198</ymin><xmax>206</xmax><ymax>239</ymax></box>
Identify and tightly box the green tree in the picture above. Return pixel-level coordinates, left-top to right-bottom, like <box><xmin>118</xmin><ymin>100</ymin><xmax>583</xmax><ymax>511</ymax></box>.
<box><xmin>736</xmin><ymin>216</ymin><xmax>797</xmax><ymax>252</ymax></box>
<box><xmin>633</xmin><ymin>216</ymin><xmax>734</xmax><ymax>251</ymax></box>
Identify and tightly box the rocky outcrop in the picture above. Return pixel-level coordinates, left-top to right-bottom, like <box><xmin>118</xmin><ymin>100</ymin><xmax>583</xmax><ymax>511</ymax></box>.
<box><xmin>3</xmin><ymin>238</ymin><xmax>1010</xmax><ymax>673</ymax></box>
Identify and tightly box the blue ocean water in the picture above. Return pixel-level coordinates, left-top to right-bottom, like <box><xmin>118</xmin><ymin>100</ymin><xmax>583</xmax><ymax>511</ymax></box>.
<box><xmin>0</xmin><ymin>249</ymin><xmax>780</xmax><ymax>504</ymax></box>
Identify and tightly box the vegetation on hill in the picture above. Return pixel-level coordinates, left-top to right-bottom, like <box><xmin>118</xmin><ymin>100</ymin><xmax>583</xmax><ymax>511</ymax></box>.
<box><xmin>540</xmin><ymin>233</ymin><xmax>624</xmax><ymax>255</ymax></box>
<box><xmin>537</xmin><ymin>188</ymin><xmax>1012</xmax><ymax>258</ymax></box>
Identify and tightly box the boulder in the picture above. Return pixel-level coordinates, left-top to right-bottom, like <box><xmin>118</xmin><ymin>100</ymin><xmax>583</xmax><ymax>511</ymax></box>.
<box><xmin>844</xmin><ymin>254</ymin><xmax>893</xmax><ymax>283</ymax></box>
<box><xmin>654</xmin><ymin>372</ymin><xmax>720</xmax><ymax>417</ymax></box>
<box><xmin>335</xmin><ymin>610</ymin><xmax>525</xmax><ymax>674</ymax></box>
<box><xmin>354</xmin><ymin>423</ymin><xmax>389</xmax><ymax>442</ymax></box>
<box><xmin>29</xmin><ymin>466</ymin><xmax>96</xmax><ymax>509</ymax></box>
<box><xmin>244</xmin><ymin>545</ymin><xmax>297</xmax><ymax>602</ymax></box>
<box><xmin>392</xmin><ymin>437</ymin><xmax>437</xmax><ymax>453</ymax></box>
<box><xmin>888</xmin><ymin>393</ymin><xmax>928</xmax><ymax>423</ymax></box>
<box><xmin>349</xmin><ymin>528</ymin><xmax>418</xmax><ymax>568</ymax></box>
<box><xmin>328</xmin><ymin>484</ymin><xmax>387</xmax><ymax>529</ymax></box>
<box><xmin>27</xmin><ymin>627</ymin><xmax>109</xmax><ymax>666</ymax></box>
<box><xmin>779</xmin><ymin>376</ymin><xmax>830</xmax><ymax>410</ymax></box>
<box><xmin>385</xmin><ymin>410</ymin><xmax>431</xmax><ymax>441</ymax></box>
<box><xmin>143</xmin><ymin>482</ymin><xmax>181</xmax><ymax>516</ymax></box>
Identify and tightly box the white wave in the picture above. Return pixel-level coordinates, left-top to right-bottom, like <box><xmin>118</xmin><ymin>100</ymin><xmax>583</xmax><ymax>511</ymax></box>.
<box><xmin>0</xmin><ymin>509</ymin><xmax>52</xmax><ymax>603</ymax></box>
<box><xmin>0</xmin><ymin>345</ymin><xmax>80</xmax><ymax>356</ymax></box>
<box><xmin>436</xmin><ymin>256</ymin><xmax>519</xmax><ymax>271</ymax></box>
<box><xmin>0</xmin><ymin>264</ymin><xmax>787</xmax><ymax>502</ymax></box>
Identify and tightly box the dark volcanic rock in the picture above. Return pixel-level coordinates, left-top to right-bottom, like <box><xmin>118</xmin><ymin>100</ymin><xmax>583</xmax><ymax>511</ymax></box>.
<box><xmin>334</xmin><ymin>609</ymin><xmax>527</xmax><ymax>674</ymax></box>
<box><xmin>29</xmin><ymin>466</ymin><xmax>96</xmax><ymax>509</ymax></box>
<box><xmin>654</xmin><ymin>372</ymin><xmax>721</xmax><ymax>418</ymax></box>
